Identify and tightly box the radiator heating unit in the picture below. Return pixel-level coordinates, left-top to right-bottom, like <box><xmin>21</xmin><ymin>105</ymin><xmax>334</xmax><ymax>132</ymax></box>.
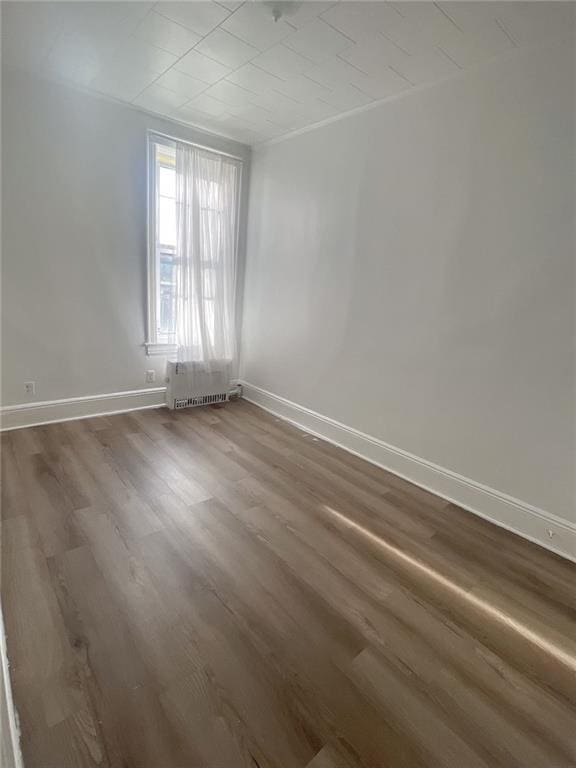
<box><xmin>166</xmin><ymin>360</ymin><xmax>233</xmax><ymax>410</ymax></box>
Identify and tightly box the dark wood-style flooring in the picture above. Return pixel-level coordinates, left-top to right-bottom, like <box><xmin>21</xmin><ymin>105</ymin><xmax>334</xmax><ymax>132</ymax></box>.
<box><xmin>1</xmin><ymin>399</ymin><xmax>575</xmax><ymax>768</ymax></box>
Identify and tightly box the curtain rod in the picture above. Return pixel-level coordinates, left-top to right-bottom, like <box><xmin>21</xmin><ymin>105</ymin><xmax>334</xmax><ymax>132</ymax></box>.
<box><xmin>149</xmin><ymin>129</ymin><xmax>245</xmax><ymax>163</ymax></box>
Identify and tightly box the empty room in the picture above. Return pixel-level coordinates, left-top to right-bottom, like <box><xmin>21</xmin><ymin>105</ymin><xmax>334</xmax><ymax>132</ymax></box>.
<box><xmin>1</xmin><ymin>1</ymin><xmax>574</xmax><ymax>766</ymax></box>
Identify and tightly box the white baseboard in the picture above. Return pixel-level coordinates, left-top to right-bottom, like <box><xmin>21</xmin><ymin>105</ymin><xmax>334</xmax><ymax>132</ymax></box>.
<box><xmin>2</xmin><ymin>381</ymin><xmax>574</xmax><ymax>562</ymax></box>
<box><xmin>240</xmin><ymin>381</ymin><xmax>576</xmax><ymax>563</ymax></box>
<box><xmin>0</xmin><ymin>387</ymin><xmax>167</xmax><ymax>431</ymax></box>
<box><xmin>0</xmin><ymin>608</ymin><xmax>23</xmax><ymax>768</ymax></box>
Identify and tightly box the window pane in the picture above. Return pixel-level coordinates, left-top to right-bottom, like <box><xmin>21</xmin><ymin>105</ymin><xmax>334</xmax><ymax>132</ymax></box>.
<box><xmin>160</xmin><ymin>258</ymin><xmax>174</xmax><ymax>283</ymax></box>
<box><xmin>159</xmin><ymin>166</ymin><xmax>175</xmax><ymax>198</ymax></box>
<box><xmin>159</xmin><ymin>250</ymin><xmax>177</xmax><ymax>337</ymax></box>
<box><xmin>160</xmin><ymin>287</ymin><xmax>176</xmax><ymax>337</ymax></box>
<box><xmin>199</xmin><ymin>179</ymin><xmax>221</xmax><ymax>209</ymax></box>
<box><xmin>202</xmin><ymin>268</ymin><xmax>215</xmax><ymax>300</ymax></box>
<box><xmin>159</xmin><ymin>196</ymin><xmax>176</xmax><ymax>247</ymax></box>
<box><xmin>200</xmin><ymin>210</ymin><xmax>221</xmax><ymax>263</ymax></box>
<box><xmin>204</xmin><ymin>299</ymin><xmax>215</xmax><ymax>346</ymax></box>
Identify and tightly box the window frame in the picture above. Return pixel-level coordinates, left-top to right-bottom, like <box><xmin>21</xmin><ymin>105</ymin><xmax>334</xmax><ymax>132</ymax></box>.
<box><xmin>145</xmin><ymin>131</ymin><xmax>243</xmax><ymax>356</ymax></box>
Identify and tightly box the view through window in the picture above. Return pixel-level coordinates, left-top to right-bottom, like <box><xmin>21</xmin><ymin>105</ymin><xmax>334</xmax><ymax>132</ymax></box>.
<box><xmin>155</xmin><ymin>143</ymin><xmax>177</xmax><ymax>344</ymax></box>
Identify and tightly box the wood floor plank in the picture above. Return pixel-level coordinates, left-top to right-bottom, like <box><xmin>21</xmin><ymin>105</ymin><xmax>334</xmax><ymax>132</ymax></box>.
<box><xmin>2</xmin><ymin>400</ymin><xmax>575</xmax><ymax>768</ymax></box>
<box><xmin>125</xmin><ymin>431</ymin><xmax>212</xmax><ymax>505</ymax></box>
<box><xmin>305</xmin><ymin>742</ymin><xmax>363</xmax><ymax>768</ymax></box>
<box><xmin>354</xmin><ymin>647</ymin><xmax>504</xmax><ymax>768</ymax></box>
<box><xmin>157</xmin><ymin>500</ymin><xmax>429</xmax><ymax>768</ymax></box>
<box><xmin>224</xmin><ymin>486</ymin><xmax>575</xmax><ymax>762</ymax></box>
<box><xmin>1</xmin><ymin>434</ymin><xmax>32</xmax><ymax>520</ymax></box>
<box><xmin>2</xmin><ymin>541</ymin><xmax>104</xmax><ymax>761</ymax></box>
<box><xmin>139</xmin><ymin>526</ymin><xmax>322</xmax><ymax>768</ymax></box>
<box><xmin>379</xmin><ymin>587</ymin><xmax>576</xmax><ymax>762</ymax></box>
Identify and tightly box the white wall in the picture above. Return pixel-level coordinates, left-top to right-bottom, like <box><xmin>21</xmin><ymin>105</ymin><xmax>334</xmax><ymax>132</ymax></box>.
<box><xmin>241</xmin><ymin>39</ymin><xmax>575</xmax><ymax>522</ymax></box>
<box><xmin>1</xmin><ymin>68</ymin><xmax>250</xmax><ymax>406</ymax></box>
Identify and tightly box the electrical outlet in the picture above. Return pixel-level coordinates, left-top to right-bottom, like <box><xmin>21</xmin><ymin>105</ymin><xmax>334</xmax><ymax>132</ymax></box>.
<box><xmin>24</xmin><ymin>381</ymin><xmax>36</xmax><ymax>395</ymax></box>
<box><xmin>145</xmin><ymin>370</ymin><xmax>156</xmax><ymax>384</ymax></box>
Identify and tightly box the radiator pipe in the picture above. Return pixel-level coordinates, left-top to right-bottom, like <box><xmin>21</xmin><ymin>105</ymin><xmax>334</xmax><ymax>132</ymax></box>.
<box><xmin>228</xmin><ymin>384</ymin><xmax>243</xmax><ymax>400</ymax></box>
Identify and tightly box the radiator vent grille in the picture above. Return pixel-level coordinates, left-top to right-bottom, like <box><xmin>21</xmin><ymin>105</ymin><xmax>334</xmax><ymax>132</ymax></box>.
<box><xmin>173</xmin><ymin>392</ymin><xmax>228</xmax><ymax>409</ymax></box>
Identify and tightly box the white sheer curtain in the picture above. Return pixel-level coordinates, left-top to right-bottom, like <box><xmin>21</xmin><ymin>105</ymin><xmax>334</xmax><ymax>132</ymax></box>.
<box><xmin>174</xmin><ymin>142</ymin><xmax>239</xmax><ymax>366</ymax></box>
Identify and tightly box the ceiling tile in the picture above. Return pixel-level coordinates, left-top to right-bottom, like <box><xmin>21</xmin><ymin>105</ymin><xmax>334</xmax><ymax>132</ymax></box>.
<box><xmin>133</xmin><ymin>83</ymin><xmax>188</xmax><ymax>111</ymax></box>
<box><xmin>213</xmin><ymin>1</ymin><xmax>243</xmax><ymax>12</ymax></box>
<box><xmin>187</xmin><ymin>93</ymin><xmax>229</xmax><ymax>117</ymax></box>
<box><xmin>227</xmin><ymin>103</ymin><xmax>274</xmax><ymax>124</ymax></box>
<box><xmin>385</xmin><ymin>5</ymin><xmax>461</xmax><ymax>54</ymax></box>
<box><xmin>155</xmin><ymin>68</ymin><xmax>208</xmax><ymax>99</ymax></box>
<box><xmin>383</xmin><ymin>19</ymin><xmax>444</xmax><ymax>55</ymax></box>
<box><xmin>253</xmin><ymin>122</ymin><xmax>288</xmax><ymax>140</ymax></box>
<box><xmin>283</xmin><ymin>2</ymin><xmax>337</xmax><ymax>29</ymax></box>
<box><xmin>318</xmin><ymin>83</ymin><xmax>373</xmax><ymax>110</ymax></box>
<box><xmin>175</xmin><ymin>48</ymin><xmax>232</xmax><ymax>84</ymax></box>
<box><xmin>437</xmin><ymin>2</ymin><xmax>501</xmax><ymax>34</ymax></box>
<box><xmin>56</xmin><ymin>26</ymin><xmax>128</xmax><ymax>65</ymax></box>
<box><xmin>438</xmin><ymin>22</ymin><xmax>515</xmax><ymax>68</ymax></box>
<box><xmin>91</xmin><ymin>66</ymin><xmax>159</xmax><ymax>101</ymax></box>
<box><xmin>295</xmin><ymin>98</ymin><xmax>341</xmax><ymax>122</ymax></box>
<box><xmin>204</xmin><ymin>79</ymin><xmax>258</xmax><ymax>107</ymax></box>
<box><xmin>495</xmin><ymin>2</ymin><xmax>575</xmax><ymax>47</ymax></box>
<box><xmin>248</xmin><ymin>88</ymin><xmax>302</xmax><ymax>113</ymax></box>
<box><xmin>195</xmin><ymin>27</ymin><xmax>260</xmax><ymax>68</ymax></box>
<box><xmin>320</xmin><ymin>2</ymin><xmax>403</xmax><ymax>43</ymax></box>
<box><xmin>113</xmin><ymin>37</ymin><xmax>178</xmax><ymax>75</ymax></box>
<box><xmin>394</xmin><ymin>47</ymin><xmax>460</xmax><ymax>86</ymax></box>
<box><xmin>170</xmin><ymin>105</ymin><xmax>223</xmax><ymax>132</ymax></box>
<box><xmin>351</xmin><ymin>68</ymin><xmax>410</xmax><ymax>99</ymax></box>
<box><xmin>339</xmin><ymin>33</ymin><xmax>410</xmax><ymax>75</ymax></box>
<box><xmin>393</xmin><ymin>2</ymin><xmax>448</xmax><ymax>25</ymax></box>
<box><xmin>52</xmin><ymin>8</ymin><xmax>149</xmax><ymax>66</ymax></box>
<box><xmin>227</xmin><ymin>63</ymin><xmax>285</xmax><ymax>95</ymax></box>
<box><xmin>57</xmin><ymin>2</ymin><xmax>152</xmax><ymax>35</ymax></box>
<box><xmin>250</xmin><ymin>44</ymin><xmax>314</xmax><ymax>79</ymax></box>
<box><xmin>218</xmin><ymin>113</ymin><xmax>257</xmax><ymax>129</ymax></box>
<box><xmin>306</xmin><ymin>53</ymin><xmax>409</xmax><ymax>100</ymax></box>
<box><xmin>306</xmin><ymin>56</ymin><xmax>372</xmax><ymax>88</ymax></box>
<box><xmin>154</xmin><ymin>2</ymin><xmax>231</xmax><ymax>37</ymax></box>
<box><xmin>217</xmin><ymin>112</ymin><xmax>262</xmax><ymax>140</ymax></box>
<box><xmin>265</xmin><ymin>108</ymin><xmax>310</xmax><ymax>130</ymax></box>
<box><xmin>272</xmin><ymin>73</ymin><xmax>333</xmax><ymax>102</ymax></box>
<box><xmin>133</xmin><ymin>10</ymin><xmax>200</xmax><ymax>56</ymax></box>
<box><xmin>221</xmin><ymin>3</ymin><xmax>295</xmax><ymax>51</ymax></box>
<box><xmin>284</xmin><ymin>19</ymin><xmax>353</xmax><ymax>64</ymax></box>
<box><xmin>234</xmin><ymin>127</ymin><xmax>268</xmax><ymax>143</ymax></box>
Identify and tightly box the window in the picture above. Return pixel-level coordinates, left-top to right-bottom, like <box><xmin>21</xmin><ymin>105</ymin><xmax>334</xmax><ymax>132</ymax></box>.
<box><xmin>147</xmin><ymin>139</ymin><xmax>177</xmax><ymax>352</ymax></box>
<box><xmin>145</xmin><ymin>133</ymin><xmax>242</xmax><ymax>356</ymax></box>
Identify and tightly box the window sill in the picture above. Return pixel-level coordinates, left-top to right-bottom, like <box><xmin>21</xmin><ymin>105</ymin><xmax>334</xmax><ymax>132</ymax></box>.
<box><xmin>144</xmin><ymin>342</ymin><xmax>177</xmax><ymax>357</ymax></box>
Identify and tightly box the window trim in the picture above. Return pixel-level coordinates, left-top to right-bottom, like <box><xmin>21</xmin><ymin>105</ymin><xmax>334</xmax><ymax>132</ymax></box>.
<box><xmin>144</xmin><ymin>130</ymin><xmax>243</xmax><ymax>356</ymax></box>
